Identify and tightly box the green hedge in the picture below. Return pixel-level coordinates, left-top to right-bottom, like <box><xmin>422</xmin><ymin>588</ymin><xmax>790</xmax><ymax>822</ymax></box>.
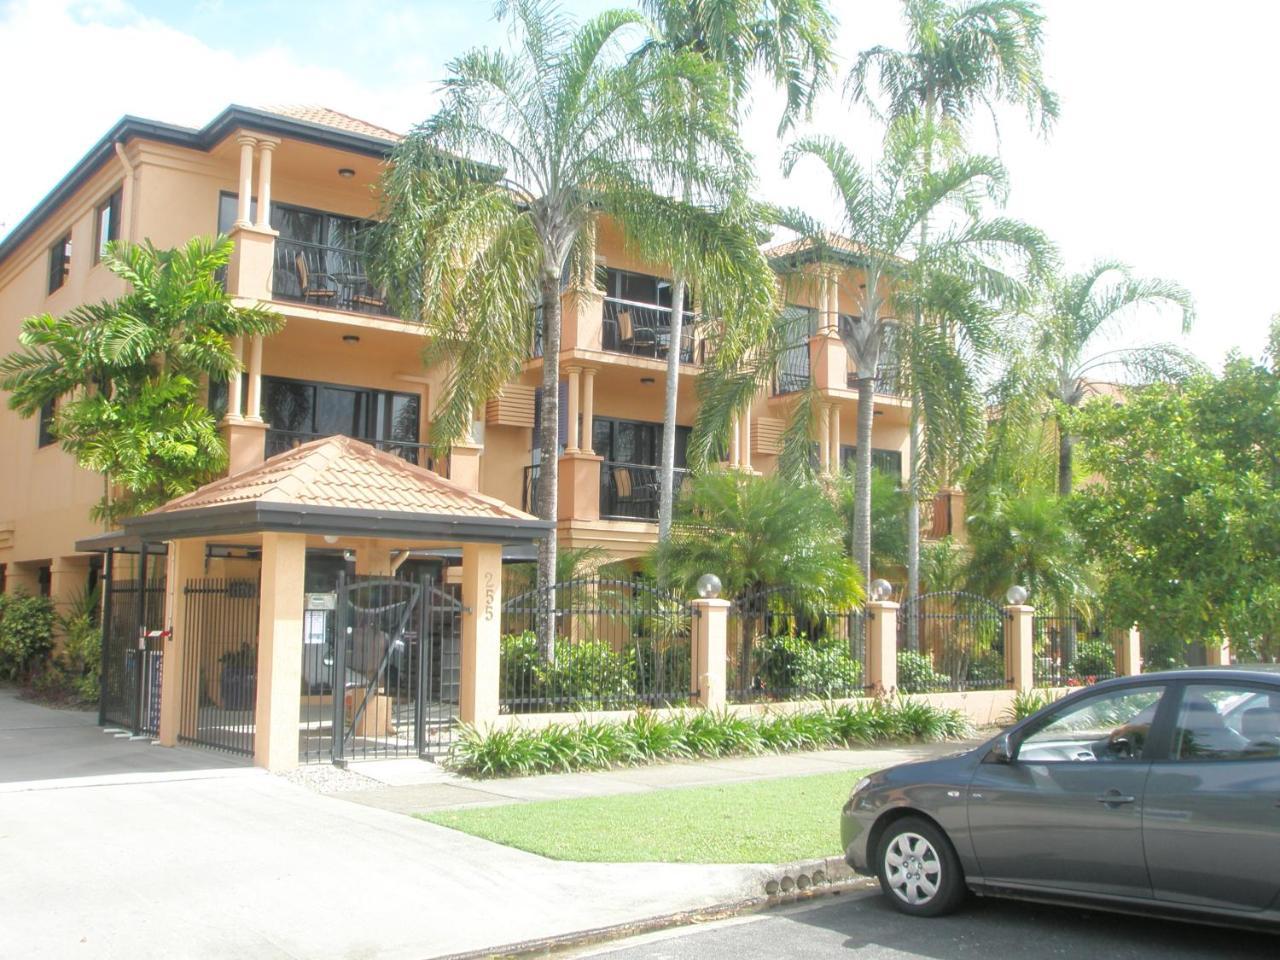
<box><xmin>448</xmin><ymin>698</ymin><xmax>972</xmax><ymax>778</ymax></box>
<box><xmin>0</xmin><ymin>593</ymin><xmax>55</xmax><ymax>681</ymax></box>
<box><xmin>755</xmin><ymin>635</ymin><xmax>862</xmax><ymax>698</ymax></box>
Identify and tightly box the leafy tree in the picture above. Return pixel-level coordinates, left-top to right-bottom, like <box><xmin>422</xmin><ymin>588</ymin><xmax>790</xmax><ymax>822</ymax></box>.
<box><xmin>849</xmin><ymin>0</ymin><xmax>1059</xmax><ymax>605</ymax></box>
<box><xmin>639</xmin><ymin>0</ymin><xmax>836</xmax><ymax>540</ymax></box>
<box><xmin>0</xmin><ymin>237</ymin><xmax>280</xmax><ymax>522</ymax></box>
<box><xmin>365</xmin><ymin>0</ymin><xmax>773</xmax><ymax>649</ymax></box>
<box><xmin>654</xmin><ymin>469</ymin><xmax>862</xmax><ymax>606</ymax></box>
<box><xmin>1070</xmin><ymin>332</ymin><xmax>1280</xmax><ymax>651</ymax></box>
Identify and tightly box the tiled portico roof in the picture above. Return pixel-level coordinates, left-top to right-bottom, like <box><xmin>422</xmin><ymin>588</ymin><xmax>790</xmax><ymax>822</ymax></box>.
<box><xmin>258</xmin><ymin>105</ymin><xmax>402</xmax><ymax>143</ymax></box>
<box><xmin>157</xmin><ymin>435</ymin><xmax>532</xmax><ymax>522</ymax></box>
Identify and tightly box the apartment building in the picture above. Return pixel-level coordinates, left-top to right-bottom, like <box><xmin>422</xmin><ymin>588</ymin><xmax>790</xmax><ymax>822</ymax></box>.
<box><xmin>0</xmin><ymin>104</ymin><xmax>915</xmax><ymax>609</ymax></box>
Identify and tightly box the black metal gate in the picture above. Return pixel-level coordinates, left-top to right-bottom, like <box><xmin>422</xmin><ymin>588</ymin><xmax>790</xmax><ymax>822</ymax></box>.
<box><xmin>301</xmin><ymin>573</ymin><xmax>460</xmax><ymax>763</ymax></box>
<box><xmin>99</xmin><ymin>550</ymin><xmax>167</xmax><ymax>735</ymax></box>
<box><xmin>179</xmin><ymin>578</ymin><xmax>261</xmax><ymax>756</ymax></box>
<box><xmin>897</xmin><ymin>591</ymin><xmax>1007</xmax><ymax>693</ymax></box>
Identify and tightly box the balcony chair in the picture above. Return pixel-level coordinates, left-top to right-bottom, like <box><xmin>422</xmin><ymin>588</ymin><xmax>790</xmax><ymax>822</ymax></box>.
<box><xmin>617</xmin><ymin>309</ymin><xmax>658</xmax><ymax>356</ymax></box>
<box><xmin>350</xmin><ymin>279</ymin><xmax>388</xmax><ymax>314</ymax></box>
<box><xmin>294</xmin><ymin>252</ymin><xmax>338</xmax><ymax>306</ymax></box>
<box><xmin>612</xmin><ymin>465</ymin><xmax>658</xmax><ymax>518</ymax></box>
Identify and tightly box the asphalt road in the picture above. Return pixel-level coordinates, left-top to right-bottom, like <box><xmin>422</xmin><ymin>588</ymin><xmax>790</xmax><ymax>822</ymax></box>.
<box><xmin>573</xmin><ymin>886</ymin><xmax>1279</xmax><ymax>959</ymax></box>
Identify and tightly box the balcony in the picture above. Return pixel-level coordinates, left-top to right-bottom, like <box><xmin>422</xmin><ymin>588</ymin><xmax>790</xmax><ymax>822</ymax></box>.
<box><xmin>521</xmin><ymin>461</ymin><xmax>690</xmax><ymax>522</ymax></box>
<box><xmin>271</xmin><ymin>237</ymin><xmax>398</xmax><ymax>320</ymax></box>
<box><xmin>601</xmin><ymin>298</ymin><xmax>702</xmax><ymax>363</ymax></box>
<box><xmin>847</xmin><ymin>365</ymin><xmax>904</xmax><ymax>397</ymax></box>
<box><xmin>265</xmin><ymin>429</ymin><xmax>434</xmax><ymax>469</ymax></box>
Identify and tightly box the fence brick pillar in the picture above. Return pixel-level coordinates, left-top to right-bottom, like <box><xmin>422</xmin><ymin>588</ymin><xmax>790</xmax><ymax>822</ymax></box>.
<box><xmin>1004</xmin><ymin>604</ymin><xmax>1034</xmax><ymax>692</ymax></box>
<box><xmin>255</xmin><ymin>532</ymin><xmax>305</xmax><ymax>772</ymax></box>
<box><xmin>692</xmin><ymin>597</ymin><xmax>729</xmax><ymax>709</ymax></box>
<box><xmin>1118</xmin><ymin>627</ymin><xmax>1142</xmax><ymax>676</ymax></box>
<box><xmin>865</xmin><ymin>600</ymin><xmax>898</xmax><ymax>695</ymax></box>
<box><xmin>459</xmin><ymin>542</ymin><xmax>502</xmax><ymax>726</ymax></box>
<box><xmin>1205</xmin><ymin>638</ymin><xmax>1231</xmax><ymax>666</ymax></box>
<box><xmin>158</xmin><ymin>537</ymin><xmax>204</xmax><ymax>747</ymax></box>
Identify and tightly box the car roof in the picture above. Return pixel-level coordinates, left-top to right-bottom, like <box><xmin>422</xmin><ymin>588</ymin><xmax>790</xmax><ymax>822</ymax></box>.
<box><xmin>1094</xmin><ymin>665</ymin><xmax>1280</xmax><ymax>688</ymax></box>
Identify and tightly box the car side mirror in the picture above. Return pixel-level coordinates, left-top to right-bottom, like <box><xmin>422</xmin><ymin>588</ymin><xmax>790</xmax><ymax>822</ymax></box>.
<box><xmin>985</xmin><ymin>732</ymin><xmax>1016</xmax><ymax>764</ymax></box>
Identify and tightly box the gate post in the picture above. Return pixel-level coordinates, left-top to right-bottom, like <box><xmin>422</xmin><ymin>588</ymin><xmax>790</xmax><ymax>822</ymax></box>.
<box><xmin>1004</xmin><ymin>603</ymin><xmax>1034</xmax><ymax>692</ymax></box>
<box><xmin>865</xmin><ymin>600</ymin><xmax>898</xmax><ymax>695</ymax></box>
<box><xmin>459</xmin><ymin>543</ymin><xmax>502</xmax><ymax>726</ymax></box>
<box><xmin>158</xmin><ymin>537</ymin><xmax>204</xmax><ymax>747</ymax></box>
<box><xmin>692</xmin><ymin>597</ymin><xmax>729</xmax><ymax>710</ymax></box>
<box><xmin>255</xmin><ymin>532</ymin><xmax>305</xmax><ymax>771</ymax></box>
<box><xmin>1205</xmin><ymin>638</ymin><xmax>1231</xmax><ymax>666</ymax></box>
<box><xmin>1117</xmin><ymin>627</ymin><xmax>1142</xmax><ymax>677</ymax></box>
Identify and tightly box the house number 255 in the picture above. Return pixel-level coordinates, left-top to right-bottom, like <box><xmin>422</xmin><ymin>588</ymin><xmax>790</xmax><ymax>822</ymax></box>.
<box><xmin>483</xmin><ymin>571</ymin><xmax>496</xmax><ymax>622</ymax></box>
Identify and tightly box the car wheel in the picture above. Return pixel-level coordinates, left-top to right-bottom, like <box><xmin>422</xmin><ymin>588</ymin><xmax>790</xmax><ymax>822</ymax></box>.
<box><xmin>876</xmin><ymin>817</ymin><xmax>966</xmax><ymax>917</ymax></box>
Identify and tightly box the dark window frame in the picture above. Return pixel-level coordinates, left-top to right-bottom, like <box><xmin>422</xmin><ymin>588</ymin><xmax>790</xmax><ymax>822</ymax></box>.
<box><xmin>37</xmin><ymin>399</ymin><xmax>56</xmax><ymax>448</ymax></box>
<box><xmin>592</xmin><ymin>415</ymin><xmax>690</xmax><ymax>469</ymax></box>
<box><xmin>839</xmin><ymin>444</ymin><xmax>903</xmax><ymax>479</ymax></box>
<box><xmin>261</xmin><ymin>373</ymin><xmax>421</xmax><ymax>446</ymax></box>
<box><xmin>48</xmin><ymin>232</ymin><xmax>72</xmax><ymax>294</ymax></box>
<box><xmin>94</xmin><ymin>187</ymin><xmax>123</xmax><ymax>263</ymax></box>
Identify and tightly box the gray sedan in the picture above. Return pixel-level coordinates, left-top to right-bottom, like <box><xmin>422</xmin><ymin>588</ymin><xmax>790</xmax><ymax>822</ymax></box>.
<box><xmin>841</xmin><ymin>667</ymin><xmax>1280</xmax><ymax>929</ymax></box>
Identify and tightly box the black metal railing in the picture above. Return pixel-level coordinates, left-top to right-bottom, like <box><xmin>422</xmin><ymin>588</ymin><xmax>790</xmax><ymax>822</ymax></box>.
<box><xmin>601</xmin><ymin>297</ymin><xmax>700</xmax><ymax>362</ymax></box>
<box><xmin>500</xmin><ymin>578</ymin><xmax>696</xmax><ymax>713</ymax></box>
<box><xmin>100</xmin><ymin>575</ymin><xmax>167</xmax><ymax>733</ymax></box>
<box><xmin>775</xmin><ymin>342</ymin><xmax>811</xmax><ymax>394</ymax></box>
<box><xmin>1035</xmin><ymin>612</ymin><xmax>1118</xmax><ymax>685</ymax></box>
<box><xmin>847</xmin><ymin>365</ymin><xmax>904</xmax><ymax>396</ymax></box>
<box><xmin>264</xmin><ymin>429</ymin><xmax>433</xmax><ymax>468</ymax></box>
<box><xmin>601</xmin><ymin>461</ymin><xmax>688</xmax><ymax>521</ymax></box>
<box><xmin>522</xmin><ymin>463</ymin><xmax>540</xmax><ymax>514</ymax></box>
<box><xmin>727</xmin><ymin>586</ymin><xmax>866</xmax><ymax>702</ymax></box>
<box><xmin>897</xmin><ymin>591</ymin><xmax>1008</xmax><ymax>693</ymax></box>
<box><xmin>272</xmin><ymin>237</ymin><xmax>398</xmax><ymax>319</ymax></box>
<box><xmin>179</xmin><ymin>578</ymin><xmax>261</xmax><ymax>757</ymax></box>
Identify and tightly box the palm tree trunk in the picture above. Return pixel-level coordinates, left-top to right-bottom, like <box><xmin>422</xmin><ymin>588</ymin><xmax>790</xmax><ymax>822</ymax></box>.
<box><xmin>536</xmin><ymin>270</ymin><xmax>562</xmax><ymax>657</ymax></box>
<box><xmin>658</xmin><ymin>276</ymin><xmax>686</xmax><ymax>542</ymax></box>
<box><xmin>906</xmin><ymin>408</ymin><xmax>921</xmax><ymax>650</ymax></box>
<box><xmin>852</xmin><ymin>375</ymin><xmax>876</xmax><ymax>583</ymax></box>
<box><xmin>1057</xmin><ymin>423</ymin><xmax>1073</xmax><ymax>497</ymax></box>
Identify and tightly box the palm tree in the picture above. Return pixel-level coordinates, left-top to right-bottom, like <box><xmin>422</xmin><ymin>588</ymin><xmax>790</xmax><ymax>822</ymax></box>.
<box><xmin>638</xmin><ymin>0</ymin><xmax>837</xmax><ymax>541</ymax></box>
<box><xmin>1033</xmin><ymin>261</ymin><xmax>1197</xmax><ymax>495</ymax></box>
<box><xmin>0</xmin><ymin>237</ymin><xmax>281</xmax><ymax>522</ymax></box>
<box><xmin>849</xmin><ymin>0</ymin><xmax>1059</xmax><ymax>605</ymax></box>
<box><xmin>365</xmin><ymin>0</ymin><xmax>772</xmax><ymax>650</ymax></box>
<box><xmin>697</xmin><ymin>116</ymin><xmax>1050</xmax><ymax>582</ymax></box>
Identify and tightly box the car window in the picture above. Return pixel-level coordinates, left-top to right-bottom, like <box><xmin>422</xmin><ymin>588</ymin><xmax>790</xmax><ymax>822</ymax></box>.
<box><xmin>1018</xmin><ymin>685</ymin><xmax>1165</xmax><ymax>763</ymax></box>
<box><xmin>1174</xmin><ymin>684</ymin><xmax>1280</xmax><ymax>762</ymax></box>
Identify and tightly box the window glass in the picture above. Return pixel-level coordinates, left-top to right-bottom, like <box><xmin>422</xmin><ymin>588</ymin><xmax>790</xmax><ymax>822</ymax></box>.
<box><xmin>1173</xmin><ymin>685</ymin><xmax>1280</xmax><ymax>761</ymax></box>
<box><xmin>217</xmin><ymin>193</ymin><xmax>257</xmax><ymax>234</ymax></box>
<box><xmin>840</xmin><ymin>445</ymin><xmax>904</xmax><ymax>478</ymax></box>
<box><xmin>270</xmin><ymin>206</ymin><xmax>323</xmax><ymax>245</ymax></box>
<box><xmin>315</xmin><ymin>387</ymin><xmax>366</xmax><ymax>437</ymax></box>
<box><xmin>95</xmin><ymin>188</ymin><xmax>122</xmax><ymax>262</ymax></box>
<box><xmin>387</xmin><ymin>394</ymin><xmax>420</xmax><ymax>444</ymax></box>
<box><xmin>1019</xmin><ymin>685</ymin><xmax>1166</xmax><ymax>762</ymax></box>
<box><xmin>263</xmin><ymin>380</ymin><xmax>315</xmax><ymax>434</ymax></box>
<box><xmin>208</xmin><ymin>378</ymin><xmax>229</xmax><ymax>420</ymax></box>
<box><xmin>781</xmin><ymin>304</ymin><xmax>816</xmax><ymax>345</ymax></box>
<box><xmin>37</xmin><ymin>399</ymin><xmax>56</xmax><ymax>447</ymax></box>
<box><xmin>48</xmin><ymin>233</ymin><xmax>71</xmax><ymax>293</ymax></box>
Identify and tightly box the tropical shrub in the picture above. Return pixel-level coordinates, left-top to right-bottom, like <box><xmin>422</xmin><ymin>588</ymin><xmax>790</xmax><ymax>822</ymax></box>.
<box><xmin>999</xmin><ymin>689</ymin><xmax>1060</xmax><ymax>725</ymax></box>
<box><xmin>448</xmin><ymin>698</ymin><xmax>972</xmax><ymax>778</ymax></box>
<box><xmin>896</xmin><ymin>650</ymin><xmax>951</xmax><ymax>693</ymax></box>
<box><xmin>499</xmin><ymin>632</ymin><xmax>637</xmax><ymax>709</ymax></box>
<box><xmin>59</xmin><ymin>612</ymin><xmax>102</xmax><ymax>702</ymax></box>
<box><xmin>756</xmin><ymin>635</ymin><xmax>862</xmax><ymax>698</ymax></box>
<box><xmin>1070</xmin><ymin>639</ymin><xmax>1114</xmax><ymax>680</ymax></box>
<box><xmin>0</xmin><ymin>593</ymin><xmax>55</xmax><ymax>680</ymax></box>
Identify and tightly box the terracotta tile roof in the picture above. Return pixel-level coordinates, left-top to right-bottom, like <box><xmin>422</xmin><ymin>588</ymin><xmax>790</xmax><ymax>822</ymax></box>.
<box><xmin>258</xmin><ymin>105</ymin><xmax>402</xmax><ymax>143</ymax></box>
<box><xmin>156</xmin><ymin>435</ymin><xmax>533</xmax><ymax>521</ymax></box>
<box><xmin>763</xmin><ymin>232</ymin><xmax>875</xmax><ymax>262</ymax></box>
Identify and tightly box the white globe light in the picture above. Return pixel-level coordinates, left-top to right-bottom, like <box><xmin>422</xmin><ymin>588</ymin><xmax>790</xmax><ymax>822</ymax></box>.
<box><xmin>870</xmin><ymin>579</ymin><xmax>893</xmax><ymax>601</ymax></box>
<box><xmin>696</xmin><ymin>573</ymin><xmax>722</xmax><ymax>599</ymax></box>
<box><xmin>1006</xmin><ymin>584</ymin><xmax>1029</xmax><ymax>605</ymax></box>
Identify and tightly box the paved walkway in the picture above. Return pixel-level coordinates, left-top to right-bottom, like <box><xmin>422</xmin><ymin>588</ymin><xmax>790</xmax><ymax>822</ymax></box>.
<box><xmin>337</xmin><ymin>741</ymin><xmax>969</xmax><ymax>816</ymax></box>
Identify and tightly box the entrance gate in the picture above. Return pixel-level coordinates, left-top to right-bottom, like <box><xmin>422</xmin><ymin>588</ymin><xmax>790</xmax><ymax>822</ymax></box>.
<box><xmin>178</xmin><ymin>578</ymin><xmax>261</xmax><ymax>756</ymax></box>
<box><xmin>99</xmin><ymin>551</ymin><xmax>167</xmax><ymax>735</ymax></box>
<box><xmin>300</xmin><ymin>573</ymin><xmax>460</xmax><ymax>763</ymax></box>
<box><xmin>897</xmin><ymin>591</ymin><xmax>1007</xmax><ymax>692</ymax></box>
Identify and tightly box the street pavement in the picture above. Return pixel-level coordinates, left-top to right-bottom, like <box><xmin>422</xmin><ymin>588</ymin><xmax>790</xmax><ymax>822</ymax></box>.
<box><xmin>573</xmin><ymin>889</ymin><xmax>1280</xmax><ymax>959</ymax></box>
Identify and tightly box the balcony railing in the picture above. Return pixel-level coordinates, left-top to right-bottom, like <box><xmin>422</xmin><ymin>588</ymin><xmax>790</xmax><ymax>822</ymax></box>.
<box><xmin>602</xmin><ymin>461</ymin><xmax>689</xmax><ymax>521</ymax></box>
<box><xmin>271</xmin><ymin>237</ymin><xmax>398</xmax><ymax>319</ymax></box>
<box><xmin>602</xmin><ymin>297</ymin><xmax>701</xmax><ymax>363</ymax></box>
<box><xmin>848</xmin><ymin>365</ymin><xmax>904</xmax><ymax>397</ymax></box>
<box><xmin>265</xmin><ymin>429</ymin><xmax>433</xmax><ymax>468</ymax></box>
<box><xmin>775</xmin><ymin>342</ymin><xmax>811</xmax><ymax>394</ymax></box>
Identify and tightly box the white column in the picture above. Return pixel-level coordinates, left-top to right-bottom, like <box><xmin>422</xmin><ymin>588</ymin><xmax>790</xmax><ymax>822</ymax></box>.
<box><xmin>255</xmin><ymin>139</ymin><xmax>277</xmax><ymax>230</ymax></box>
<box><xmin>829</xmin><ymin>404</ymin><xmax>841</xmax><ymax>469</ymax></box>
<box><xmin>729</xmin><ymin>415</ymin><xmax>740</xmax><ymax>467</ymax></box>
<box><xmin>741</xmin><ymin>410</ymin><xmax>752</xmax><ymax>471</ymax></box>
<box><xmin>819</xmin><ymin>405</ymin><xmax>831</xmax><ymax>471</ymax></box>
<box><xmin>245</xmin><ymin>335</ymin><xmax>264</xmax><ymax>422</ymax></box>
<box><xmin>235</xmin><ymin>135</ymin><xmax>256</xmax><ymax>227</ymax></box>
<box><xmin>227</xmin><ymin>336</ymin><xmax>244</xmax><ymax>421</ymax></box>
<box><xmin>565</xmin><ymin>367</ymin><xmax>581</xmax><ymax>451</ymax></box>
<box><xmin>582</xmin><ymin>368</ymin><xmax>596</xmax><ymax>453</ymax></box>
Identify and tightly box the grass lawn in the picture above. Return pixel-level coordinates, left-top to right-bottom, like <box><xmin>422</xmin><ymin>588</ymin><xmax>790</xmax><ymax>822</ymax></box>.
<box><xmin>417</xmin><ymin>769</ymin><xmax>870</xmax><ymax>864</ymax></box>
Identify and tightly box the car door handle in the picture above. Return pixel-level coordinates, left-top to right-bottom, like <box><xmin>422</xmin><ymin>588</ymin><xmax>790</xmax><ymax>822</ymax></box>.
<box><xmin>1096</xmin><ymin>791</ymin><xmax>1136</xmax><ymax>806</ymax></box>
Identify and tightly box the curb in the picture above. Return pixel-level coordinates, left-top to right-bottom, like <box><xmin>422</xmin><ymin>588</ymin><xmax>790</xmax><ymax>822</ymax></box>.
<box><xmin>433</xmin><ymin>858</ymin><xmax>874</xmax><ymax>960</ymax></box>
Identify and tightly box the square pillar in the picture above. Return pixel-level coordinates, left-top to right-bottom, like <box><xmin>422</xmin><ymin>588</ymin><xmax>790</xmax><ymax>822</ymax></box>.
<box><xmin>353</xmin><ymin>540</ymin><xmax>393</xmax><ymax>577</ymax></box>
<box><xmin>4</xmin><ymin>562</ymin><xmax>42</xmax><ymax>596</ymax></box>
<box><xmin>158</xmin><ymin>538</ymin><xmax>204</xmax><ymax>747</ymax></box>
<box><xmin>254</xmin><ymin>532</ymin><xmax>305</xmax><ymax>771</ymax></box>
<box><xmin>866</xmin><ymin>600</ymin><xmax>898</xmax><ymax>694</ymax></box>
<box><xmin>811</xmin><ymin>331</ymin><xmax>848</xmax><ymax>392</ymax></box>
<box><xmin>1118</xmin><ymin>627</ymin><xmax>1142</xmax><ymax>677</ymax></box>
<box><xmin>221</xmin><ymin>418</ymin><xmax>269</xmax><ymax>474</ymax></box>
<box><xmin>559</xmin><ymin>285</ymin><xmax>604</xmax><ymax>352</ymax></box>
<box><xmin>225</xmin><ymin>224</ymin><xmax>277</xmax><ymax>302</ymax></box>
<box><xmin>459</xmin><ymin>542</ymin><xmax>502</xmax><ymax>726</ymax></box>
<box><xmin>692</xmin><ymin>597</ymin><xmax>729</xmax><ymax>709</ymax></box>
<box><xmin>558</xmin><ymin>450</ymin><xmax>603</xmax><ymax>522</ymax></box>
<box><xmin>450</xmin><ymin>441</ymin><xmax>484</xmax><ymax>492</ymax></box>
<box><xmin>1004</xmin><ymin>604</ymin><xmax>1034</xmax><ymax>692</ymax></box>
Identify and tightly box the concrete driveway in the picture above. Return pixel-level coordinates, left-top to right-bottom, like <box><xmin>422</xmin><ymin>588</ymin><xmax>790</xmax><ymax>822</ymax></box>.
<box><xmin>0</xmin><ymin>688</ymin><xmax>768</xmax><ymax>959</ymax></box>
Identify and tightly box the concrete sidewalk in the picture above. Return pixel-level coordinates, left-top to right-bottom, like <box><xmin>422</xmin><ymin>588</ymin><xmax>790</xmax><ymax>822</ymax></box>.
<box><xmin>336</xmin><ymin>741</ymin><xmax>967</xmax><ymax>817</ymax></box>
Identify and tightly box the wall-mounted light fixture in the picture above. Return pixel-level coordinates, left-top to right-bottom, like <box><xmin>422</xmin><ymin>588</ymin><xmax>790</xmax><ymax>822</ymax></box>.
<box><xmin>342</xmin><ymin>334</ymin><xmax>360</xmax><ymax>344</ymax></box>
<box><xmin>338</xmin><ymin>167</ymin><xmax>356</xmax><ymax>178</ymax></box>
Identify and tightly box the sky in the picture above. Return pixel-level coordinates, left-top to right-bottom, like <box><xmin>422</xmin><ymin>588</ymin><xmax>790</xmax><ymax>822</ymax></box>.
<box><xmin>1</xmin><ymin>0</ymin><xmax>1276</xmax><ymax>371</ymax></box>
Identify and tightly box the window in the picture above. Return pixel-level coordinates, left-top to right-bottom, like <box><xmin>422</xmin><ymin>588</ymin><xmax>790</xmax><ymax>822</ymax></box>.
<box><xmin>1172</xmin><ymin>684</ymin><xmax>1280</xmax><ymax>762</ymax></box>
<box><xmin>591</xmin><ymin>417</ymin><xmax>690</xmax><ymax>467</ymax></box>
<box><xmin>1018</xmin><ymin>684</ymin><xmax>1166</xmax><ymax>763</ymax></box>
<box><xmin>839</xmin><ymin>445</ymin><xmax>903</xmax><ymax>479</ymax></box>
<box><xmin>217</xmin><ymin>192</ymin><xmax>257</xmax><ymax>234</ymax></box>
<box><xmin>603</xmin><ymin>268</ymin><xmax>692</xmax><ymax>312</ymax></box>
<box><xmin>94</xmin><ymin>188</ymin><xmax>122</xmax><ymax>262</ymax></box>
<box><xmin>48</xmin><ymin>233</ymin><xmax>71</xmax><ymax>293</ymax></box>
<box><xmin>261</xmin><ymin>376</ymin><xmax>419</xmax><ymax>445</ymax></box>
<box><xmin>37</xmin><ymin>399</ymin><xmax>56</xmax><ymax>447</ymax></box>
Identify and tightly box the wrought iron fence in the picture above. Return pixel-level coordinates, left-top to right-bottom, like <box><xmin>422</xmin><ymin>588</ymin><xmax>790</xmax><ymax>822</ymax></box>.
<box><xmin>897</xmin><ymin>592</ymin><xmax>1007</xmax><ymax>693</ymax></box>
<box><xmin>179</xmin><ymin>578</ymin><xmax>261</xmax><ymax>756</ymax></box>
<box><xmin>500</xmin><ymin>578</ymin><xmax>696</xmax><ymax>713</ymax></box>
<box><xmin>601</xmin><ymin>297</ymin><xmax>700</xmax><ymax>362</ymax></box>
<box><xmin>727</xmin><ymin>586</ymin><xmax>866</xmax><ymax>702</ymax></box>
<box><xmin>100</xmin><ymin>573</ymin><xmax>167</xmax><ymax>734</ymax></box>
<box><xmin>272</xmin><ymin>237</ymin><xmax>398</xmax><ymax>318</ymax></box>
<box><xmin>601</xmin><ymin>461</ymin><xmax>688</xmax><ymax>521</ymax></box>
<box><xmin>775</xmin><ymin>342</ymin><xmax>811</xmax><ymax>394</ymax></box>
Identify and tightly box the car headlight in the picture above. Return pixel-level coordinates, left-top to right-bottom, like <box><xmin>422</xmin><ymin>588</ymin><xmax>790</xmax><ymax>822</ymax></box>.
<box><xmin>849</xmin><ymin>776</ymin><xmax>872</xmax><ymax>800</ymax></box>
